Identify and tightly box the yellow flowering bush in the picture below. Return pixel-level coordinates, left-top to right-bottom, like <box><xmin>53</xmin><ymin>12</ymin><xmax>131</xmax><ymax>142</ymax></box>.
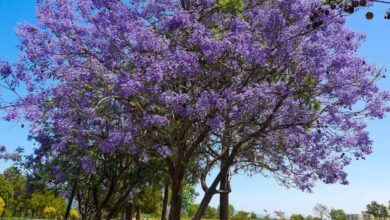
<box><xmin>69</xmin><ymin>209</ymin><xmax>80</xmax><ymax>220</ymax></box>
<box><xmin>0</xmin><ymin>197</ymin><xmax>5</xmax><ymax>215</ymax></box>
<box><xmin>44</xmin><ymin>206</ymin><xmax>58</xmax><ymax>219</ymax></box>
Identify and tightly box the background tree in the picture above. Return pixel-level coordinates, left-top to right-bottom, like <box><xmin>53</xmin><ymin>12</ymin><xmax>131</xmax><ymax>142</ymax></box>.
<box><xmin>29</xmin><ymin>190</ymin><xmax>66</xmax><ymax>218</ymax></box>
<box><xmin>250</xmin><ymin>212</ymin><xmax>258</xmax><ymax>219</ymax></box>
<box><xmin>203</xmin><ymin>205</ymin><xmax>217</xmax><ymax>219</ymax></box>
<box><xmin>133</xmin><ymin>184</ymin><xmax>162</xmax><ymax>220</ymax></box>
<box><xmin>366</xmin><ymin>201</ymin><xmax>388</xmax><ymax>219</ymax></box>
<box><xmin>275</xmin><ymin>210</ymin><xmax>286</xmax><ymax>220</ymax></box>
<box><xmin>314</xmin><ymin>204</ymin><xmax>329</xmax><ymax>220</ymax></box>
<box><xmin>290</xmin><ymin>214</ymin><xmax>305</xmax><ymax>220</ymax></box>
<box><xmin>182</xmin><ymin>184</ymin><xmax>198</xmax><ymax>215</ymax></box>
<box><xmin>233</xmin><ymin>211</ymin><xmax>250</xmax><ymax>220</ymax></box>
<box><xmin>186</xmin><ymin>204</ymin><xmax>200</xmax><ymax>218</ymax></box>
<box><xmin>0</xmin><ymin>174</ymin><xmax>13</xmax><ymax>217</ymax></box>
<box><xmin>330</xmin><ymin>209</ymin><xmax>347</xmax><ymax>220</ymax></box>
<box><xmin>3</xmin><ymin>167</ymin><xmax>27</xmax><ymax>217</ymax></box>
<box><xmin>307</xmin><ymin>215</ymin><xmax>321</xmax><ymax>220</ymax></box>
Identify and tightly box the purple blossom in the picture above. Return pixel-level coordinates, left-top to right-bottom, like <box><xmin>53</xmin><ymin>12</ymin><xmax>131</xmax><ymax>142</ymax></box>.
<box><xmin>0</xmin><ymin>63</ymin><xmax>12</xmax><ymax>77</ymax></box>
<box><xmin>153</xmin><ymin>144</ymin><xmax>172</xmax><ymax>158</ymax></box>
<box><xmin>81</xmin><ymin>155</ymin><xmax>95</xmax><ymax>170</ymax></box>
<box><xmin>55</xmin><ymin>173</ymin><xmax>67</xmax><ymax>183</ymax></box>
<box><xmin>3</xmin><ymin>108</ymin><xmax>20</xmax><ymax>121</ymax></box>
<box><xmin>50</xmin><ymin>165</ymin><xmax>60</xmax><ymax>175</ymax></box>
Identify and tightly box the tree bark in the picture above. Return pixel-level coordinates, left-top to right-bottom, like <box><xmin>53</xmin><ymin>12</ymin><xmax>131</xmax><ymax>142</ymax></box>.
<box><xmin>168</xmin><ymin>144</ymin><xmax>187</xmax><ymax>220</ymax></box>
<box><xmin>168</xmin><ymin>175</ymin><xmax>184</xmax><ymax>220</ymax></box>
<box><xmin>125</xmin><ymin>203</ymin><xmax>133</xmax><ymax>220</ymax></box>
<box><xmin>136</xmin><ymin>206</ymin><xmax>141</xmax><ymax>220</ymax></box>
<box><xmin>95</xmin><ymin>210</ymin><xmax>102</xmax><ymax>220</ymax></box>
<box><xmin>219</xmin><ymin>157</ymin><xmax>230</xmax><ymax>220</ymax></box>
<box><xmin>192</xmin><ymin>173</ymin><xmax>220</xmax><ymax>220</ymax></box>
<box><xmin>81</xmin><ymin>213</ymin><xmax>88</xmax><ymax>220</ymax></box>
<box><xmin>161</xmin><ymin>181</ymin><xmax>170</xmax><ymax>220</ymax></box>
<box><xmin>64</xmin><ymin>180</ymin><xmax>78</xmax><ymax>220</ymax></box>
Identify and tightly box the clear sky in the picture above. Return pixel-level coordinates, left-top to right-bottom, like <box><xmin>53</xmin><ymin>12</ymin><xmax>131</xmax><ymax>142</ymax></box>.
<box><xmin>1</xmin><ymin>0</ymin><xmax>390</xmax><ymax>218</ymax></box>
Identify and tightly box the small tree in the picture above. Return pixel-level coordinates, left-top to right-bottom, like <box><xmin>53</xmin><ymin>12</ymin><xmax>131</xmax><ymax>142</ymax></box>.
<box><xmin>204</xmin><ymin>206</ymin><xmax>217</xmax><ymax>219</ymax></box>
<box><xmin>290</xmin><ymin>214</ymin><xmax>305</xmax><ymax>220</ymax></box>
<box><xmin>250</xmin><ymin>212</ymin><xmax>258</xmax><ymax>219</ymax></box>
<box><xmin>330</xmin><ymin>209</ymin><xmax>347</xmax><ymax>220</ymax></box>
<box><xmin>182</xmin><ymin>185</ymin><xmax>197</xmax><ymax>215</ymax></box>
<box><xmin>314</xmin><ymin>204</ymin><xmax>329</xmax><ymax>220</ymax></box>
<box><xmin>274</xmin><ymin>210</ymin><xmax>286</xmax><ymax>220</ymax></box>
<box><xmin>367</xmin><ymin>201</ymin><xmax>388</xmax><ymax>219</ymax></box>
<box><xmin>233</xmin><ymin>211</ymin><xmax>250</xmax><ymax>220</ymax></box>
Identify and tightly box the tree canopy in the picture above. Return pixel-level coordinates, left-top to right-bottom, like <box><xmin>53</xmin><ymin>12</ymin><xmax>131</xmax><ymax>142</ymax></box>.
<box><xmin>0</xmin><ymin>0</ymin><xmax>389</xmax><ymax>219</ymax></box>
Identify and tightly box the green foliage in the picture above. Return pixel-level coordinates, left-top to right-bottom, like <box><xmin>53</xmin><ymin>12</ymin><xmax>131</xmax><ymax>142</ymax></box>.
<box><xmin>366</xmin><ymin>201</ymin><xmax>388</xmax><ymax>219</ymax></box>
<box><xmin>330</xmin><ymin>209</ymin><xmax>347</xmax><ymax>220</ymax></box>
<box><xmin>218</xmin><ymin>0</ymin><xmax>244</xmax><ymax>14</ymax></box>
<box><xmin>133</xmin><ymin>184</ymin><xmax>162</xmax><ymax>214</ymax></box>
<box><xmin>0</xmin><ymin>197</ymin><xmax>5</xmax><ymax>215</ymax></box>
<box><xmin>306</xmin><ymin>215</ymin><xmax>321</xmax><ymax>220</ymax></box>
<box><xmin>3</xmin><ymin>167</ymin><xmax>26</xmax><ymax>216</ymax></box>
<box><xmin>233</xmin><ymin>211</ymin><xmax>250</xmax><ymax>220</ymax></box>
<box><xmin>185</xmin><ymin>204</ymin><xmax>199</xmax><ymax>217</ymax></box>
<box><xmin>250</xmin><ymin>212</ymin><xmax>258</xmax><ymax>219</ymax></box>
<box><xmin>0</xmin><ymin>166</ymin><xmax>77</xmax><ymax>219</ymax></box>
<box><xmin>0</xmin><ymin>175</ymin><xmax>13</xmax><ymax>204</ymax></box>
<box><xmin>185</xmin><ymin>204</ymin><xmax>217</xmax><ymax>218</ymax></box>
<box><xmin>204</xmin><ymin>205</ymin><xmax>217</xmax><ymax>219</ymax></box>
<box><xmin>182</xmin><ymin>185</ymin><xmax>197</xmax><ymax>213</ymax></box>
<box><xmin>290</xmin><ymin>214</ymin><xmax>305</xmax><ymax>220</ymax></box>
<box><xmin>29</xmin><ymin>190</ymin><xmax>66</xmax><ymax>218</ymax></box>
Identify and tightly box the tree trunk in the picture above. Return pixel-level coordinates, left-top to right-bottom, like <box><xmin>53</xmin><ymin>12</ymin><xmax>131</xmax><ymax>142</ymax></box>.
<box><xmin>64</xmin><ymin>180</ymin><xmax>78</xmax><ymax>220</ymax></box>
<box><xmin>192</xmin><ymin>177</ymin><xmax>219</xmax><ymax>220</ymax></box>
<box><xmin>194</xmin><ymin>135</ymin><xmax>247</xmax><ymax>220</ymax></box>
<box><xmin>125</xmin><ymin>203</ymin><xmax>133</xmax><ymax>220</ymax></box>
<box><xmin>168</xmin><ymin>149</ymin><xmax>186</xmax><ymax>220</ymax></box>
<box><xmin>81</xmin><ymin>213</ymin><xmax>88</xmax><ymax>220</ymax></box>
<box><xmin>168</xmin><ymin>173</ymin><xmax>185</xmax><ymax>220</ymax></box>
<box><xmin>219</xmin><ymin>170</ymin><xmax>230</xmax><ymax>220</ymax></box>
<box><xmin>95</xmin><ymin>210</ymin><xmax>102</xmax><ymax>220</ymax></box>
<box><xmin>220</xmin><ymin>143</ymin><xmax>230</xmax><ymax>220</ymax></box>
<box><xmin>161</xmin><ymin>181</ymin><xmax>170</xmax><ymax>220</ymax></box>
<box><xmin>136</xmin><ymin>206</ymin><xmax>141</xmax><ymax>220</ymax></box>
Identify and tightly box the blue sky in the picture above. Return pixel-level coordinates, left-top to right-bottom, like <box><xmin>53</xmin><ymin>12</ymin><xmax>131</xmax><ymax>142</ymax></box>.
<box><xmin>1</xmin><ymin>0</ymin><xmax>390</xmax><ymax>217</ymax></box>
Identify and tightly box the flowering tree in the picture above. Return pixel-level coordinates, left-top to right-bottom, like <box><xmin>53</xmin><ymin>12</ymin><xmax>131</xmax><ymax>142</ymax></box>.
<box><xmin>24</xmin><ymin>127</ymin><xmax>160</xmax><ymax>219</ymax></box>
<box><xmin>0</xmin><ymin>0</ymin><xmax>389</xmax><ymax>219</ymax></box>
